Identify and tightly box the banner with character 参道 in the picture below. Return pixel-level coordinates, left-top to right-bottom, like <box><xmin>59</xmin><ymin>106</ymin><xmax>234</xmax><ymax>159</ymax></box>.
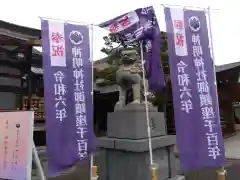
<box><xmin>0</xmin><ymin>111</ymin><xmax>34</xmax><ymax>180</ymax></box>
<box><xmin>164</xmin><ymin>7</ymin><xmax>225</xmax><ymax>170</ymax></box>
<box><xmin>41</xmin><ymin>20</ymin><xmax>95</xmax><ymax>176</ymax></box>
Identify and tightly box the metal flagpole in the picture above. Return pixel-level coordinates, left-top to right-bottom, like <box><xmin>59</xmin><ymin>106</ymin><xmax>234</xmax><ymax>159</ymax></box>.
<box><xmin>139</xmin><ymin>42</ymin><xmax>154</xmax><ymax>165</ymax></box>
<box><xmin>28</xmin><ymin>107</ymin><xmax>45</xmax><ymax>180</ymax></box>
<box><xmin>89</xmin><ymin>23</ymin><xmax>98</xmax><ymax>180</ymax></box>
<box><xmin>206</xmin><ymin>6</ymin><xmax>226</xmax><ymax>180</ymax></box>
<box><xmin>160</xmin><ymin>3</ymin><xmax>220</xmax><ymax>11</ymax></box>
<box><xmin>39</xmin><ymin>16</ymin><xmax>98</xmax><ymax>26</ymax></box>
<box><xmin>33</xmin><ymin>143</ymin><xmax>46</xmax><ymax>180</ymax></box>
<box><xmin>89</xmin><ymin>23</ymin><xmax>94</xmax><ymax>180</ymax></box>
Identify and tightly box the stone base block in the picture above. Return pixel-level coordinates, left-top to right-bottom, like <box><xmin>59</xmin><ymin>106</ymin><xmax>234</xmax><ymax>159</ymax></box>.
<box><xmin>107</xmin><ymin>104</ymin><xmax>166</xmax><ymax>139</ymax></box>
<box><xmin>97</xmin><ymin>136</ymin><xmax>177</xmax><ymax>180</ymax></box>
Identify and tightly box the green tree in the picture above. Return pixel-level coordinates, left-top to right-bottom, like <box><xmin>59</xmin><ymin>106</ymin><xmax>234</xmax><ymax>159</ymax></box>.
<box><xmin>100</xmin><ymin>32</ymin><xmax>169</xmax><ymax>73</ymax></box>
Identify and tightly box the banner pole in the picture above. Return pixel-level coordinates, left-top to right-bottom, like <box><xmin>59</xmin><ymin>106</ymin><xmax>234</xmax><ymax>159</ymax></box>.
<box><xmin>139</xmin><ymin>42</ymin><xmax>154</xmax><ymax>166</ymax></box>
<box><xmin>39</xmin><ymin>16</ymin><xmax>98</xmax><ymax>26</ymax></box>
<box><xmin>206</xmin><ymin>6</ymin><xmax>226</xmax><ymax>180</ymax></box>
<box><xmin>89</xmin><ymin>22</ymin><xmax>94</xmax><ymax>180</ymax></box>
<box><xmin>89</xmin><ymin>23</ymin><xmax>98</xmax><ymax>180</ymax></box>
<box><xmin>160</xmin><ymin>3</ymin><xmax>220</xmax><ymax>11</ymax></box>
<box><xmin>33</xmin><ymin>143</ymin><xmax>46</xmax><ymax>180</ymax></box>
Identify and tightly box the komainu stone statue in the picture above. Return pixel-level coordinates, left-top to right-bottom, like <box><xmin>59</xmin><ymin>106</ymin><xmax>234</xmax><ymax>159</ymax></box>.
<box><xmin>115</xmin><ymin>49</ymin><xmax>154</xmax><ymax>109</ymax></box>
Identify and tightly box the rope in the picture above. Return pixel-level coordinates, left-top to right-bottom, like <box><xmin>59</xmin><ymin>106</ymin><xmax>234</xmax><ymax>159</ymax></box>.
<box><xmin>140</xmin><ymin>42</ymin><xmax>153</xmax><ymax>165</ymax></box>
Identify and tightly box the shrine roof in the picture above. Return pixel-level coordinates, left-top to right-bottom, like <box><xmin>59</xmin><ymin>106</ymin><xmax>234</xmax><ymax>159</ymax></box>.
<box><xmin>215</xmin><ymin>62</ymin><xmax>240</xmax><ymax>73</ymax></box>
<box><xmin>0</xmin><ymin>20</ymin><xmax>41</xmax><ymax>46</ymax></box>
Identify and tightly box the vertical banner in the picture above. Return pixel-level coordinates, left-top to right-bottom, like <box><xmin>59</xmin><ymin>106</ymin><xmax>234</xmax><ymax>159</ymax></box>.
<box><xmin>0</xmin><ymin>111</ymin><xmax>34</xmax><ymax>180</ymax></box>
<box><xmin>99</xmin><ymin>6</ymin><xmax>165</xmax><ymax>91</ymax></box>
<box><xmin>164</xmin><ymin>7</ymin><xmax>225</xmax><ymax>170</ymax></box>
<box><xmin>41</xmin><ymin>20</ymin><xmax>94</xmax><ymax>176</ymax></box>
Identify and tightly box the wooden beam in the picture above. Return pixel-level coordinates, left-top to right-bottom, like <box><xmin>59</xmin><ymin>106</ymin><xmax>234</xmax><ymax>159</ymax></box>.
<box><xmin>0</xmin><ymin>39</ymin><xmax>41</xmax><ymax>46</ymax></box>
<box><xmin>26</xmin><ymin>39</ymin><xmax>41</xmax><ymax>46</ymax></box>
<box><xmin>0</xmin><ymin>40</ymin><xmax>21</xmax><ymax>46</ymax></box>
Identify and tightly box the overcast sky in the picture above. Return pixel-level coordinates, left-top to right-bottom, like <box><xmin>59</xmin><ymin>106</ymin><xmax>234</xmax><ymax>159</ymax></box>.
<box><xmin>0</xmin><ymin>0</ymin><xmax>237</xmax><ymax>65</ymax></box>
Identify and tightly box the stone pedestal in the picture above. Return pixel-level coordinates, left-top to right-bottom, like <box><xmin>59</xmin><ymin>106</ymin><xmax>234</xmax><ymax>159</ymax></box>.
<box><xmin>108</xmin><ymin>104</ymin><xmax>166</xmax><ymax>139</ymax></box>
<box><xmin>97</xmin><ymin>104</ymin><xmax>185</xmax><ymax>180</ymax></box>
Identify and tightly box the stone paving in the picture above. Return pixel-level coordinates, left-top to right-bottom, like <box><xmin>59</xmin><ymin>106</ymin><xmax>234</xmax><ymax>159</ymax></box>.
<box><xmin>33</xmin><ymin>158</ymin><xmax>240</xmax><ymax>180</ymax></box>
<box><xmin>184</xmin><ymin>159</ymin><xmax>240</xmax><ymax>180</ymax></box>
<box><xmin>224</xmin><ymin>132</ymin><xmax>240</xmax><ymax>159</ymax></box>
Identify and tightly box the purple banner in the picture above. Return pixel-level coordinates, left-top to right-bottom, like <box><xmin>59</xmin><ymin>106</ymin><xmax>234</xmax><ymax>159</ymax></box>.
<box><xmin>41</xmin><ymin>20</ymin><xmax>95</xmax><ymax>176</ymax></box>
<box><xmin>99</xmin><ymin>6</ymin><xmax>165</xmax><ymax>92</ymax></box>
<box><xmin>164</xmin><ymin>8</ymin><xmax>225</xmax><ymax>170</ymax></box>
